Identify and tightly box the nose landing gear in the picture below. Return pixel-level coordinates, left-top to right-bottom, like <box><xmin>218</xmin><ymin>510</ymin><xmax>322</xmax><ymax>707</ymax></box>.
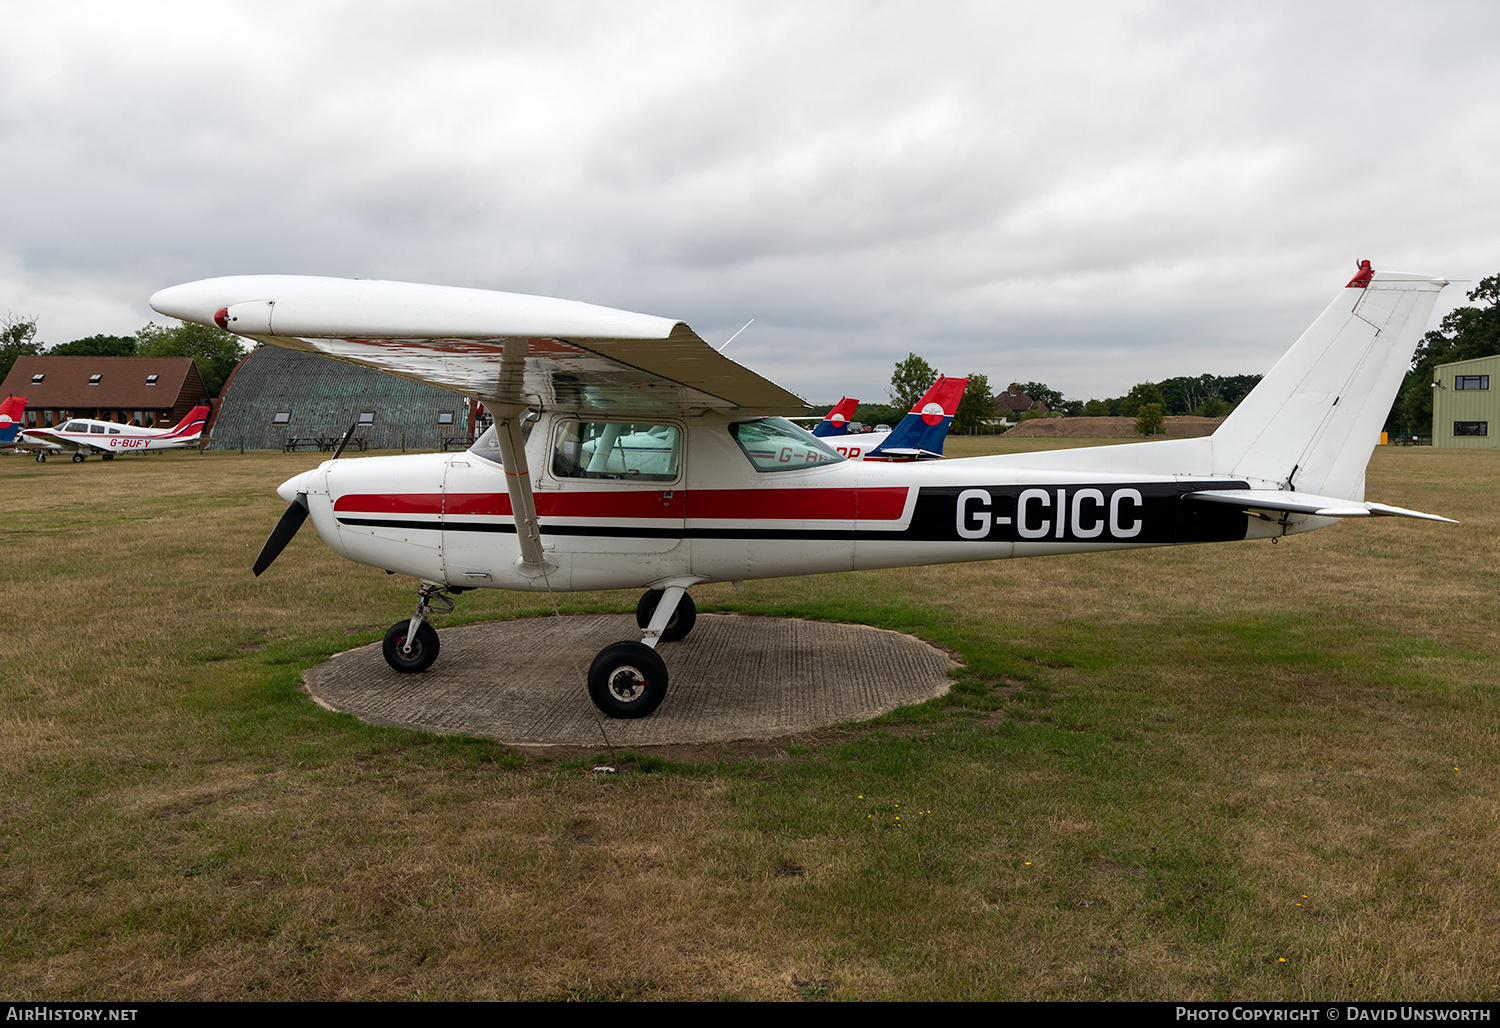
<box><xmin>381</xmin><ymin>583</ymin><xmax>456</xmax><ymax>674</ymax></box>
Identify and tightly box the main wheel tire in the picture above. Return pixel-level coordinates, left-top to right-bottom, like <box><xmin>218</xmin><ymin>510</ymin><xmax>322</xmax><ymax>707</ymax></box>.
<box><xmin>72</xmin><ymin>453</ymin><xmax>85</xmax><ymax>463</ymax></box>
<box><xmin>102</xmin><ymin>453</ymin><xmax>114</xmax><ymax>461</ymax></box>
<box><xmin>634</xmin><ymin>590</ymin><xmax>697</xmax><ymax>642</ymax></box>
<box><xmin>382</xmin><ymin>620</ymin><xmax>440</xmax><ymax>673</ymax></box>
<box><xmin>587</xmin><ymin>641</ymin><xmax>668</xmax><ymax>719</ymax></box>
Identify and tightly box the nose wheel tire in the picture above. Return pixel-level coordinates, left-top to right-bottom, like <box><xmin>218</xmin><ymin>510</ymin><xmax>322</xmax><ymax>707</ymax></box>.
<box><xmin>35</xmin><ymin>453</ymin><xmax>45</xmax><ymax>463</ymax></box>
<box><xmin>635</xmin><ymin>589</ymin><xmax>697</xmax><ymax>642</ymax></box>
<box><xmin>588</xmin><ymin>642</ymin><xmax>669</xmax><ymax>719</ymax></box>
<box><xmin>382</xmin><ymin>621</ymin><xmax>440</xmax><ymax>673</ymax></box>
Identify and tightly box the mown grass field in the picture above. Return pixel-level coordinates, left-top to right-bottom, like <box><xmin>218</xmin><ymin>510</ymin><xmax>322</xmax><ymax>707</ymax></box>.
<box><xmin>1</xmin><ymin>440</ymin><xmax>1496</xmax><ymax>1001</ymax></box>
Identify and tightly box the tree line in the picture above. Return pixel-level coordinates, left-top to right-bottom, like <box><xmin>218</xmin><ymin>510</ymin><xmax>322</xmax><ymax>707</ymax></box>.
<box><xmin>0</xmin><ymin>316</ymin><xmax>246</xmax><ymax>397</ymax></box>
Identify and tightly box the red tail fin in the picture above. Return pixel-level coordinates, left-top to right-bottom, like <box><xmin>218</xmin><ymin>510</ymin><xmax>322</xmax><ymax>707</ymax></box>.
<box><xmin>164</xmin><ymin>405</ymin><xmax>211</xmax><ymax>439</ymax></box>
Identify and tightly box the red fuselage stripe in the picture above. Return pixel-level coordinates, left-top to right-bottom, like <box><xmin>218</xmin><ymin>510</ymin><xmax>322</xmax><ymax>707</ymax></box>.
<box><xmin>334</xmin><ymin>487</ymin><xmax>909</xmax><ymax>521</ymax></box>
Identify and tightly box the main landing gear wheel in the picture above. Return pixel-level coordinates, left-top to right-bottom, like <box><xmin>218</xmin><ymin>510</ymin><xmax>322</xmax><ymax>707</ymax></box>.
<box><xmin>35</xmin><ymin>453</ymin><xmax>45</xmax><ymax>463</ymax></box>
<box><xmin>635</xmin><ymin>589</ymin><xmax>697</xmax><ymax>642</ymax></box>
<box><xmin>587</xmin><ymin>642</ymin><xmax>669</xmax><ymax>719</ymax></box>
<box><xmin>72</xmin><ymin>453</ymin><xmax>85</xmax><ymax>463</ymax></box>
<box><xmin>383</xmin><ymin>620</ymin><xmax>440</xmax><ymax>673</ymax></box>
<box><xmin>102</xmin><ymin>453</ymin><xmax>114</xmax><ymax>461</ymax></box>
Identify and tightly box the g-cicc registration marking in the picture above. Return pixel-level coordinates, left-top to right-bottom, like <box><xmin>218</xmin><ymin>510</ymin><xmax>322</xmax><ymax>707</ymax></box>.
<box><xmin>957</xmin><ymin>486</ymin><xmax>1144</xmax><ymax>540</ymax></box>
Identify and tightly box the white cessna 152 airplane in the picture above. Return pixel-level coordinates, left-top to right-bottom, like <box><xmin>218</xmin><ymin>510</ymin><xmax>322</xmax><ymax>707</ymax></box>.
<box><xmin>18</xmin><ymin>406</ymin><xmax>210</xmax><ymax>462</ymax></box>
<box><xmin>150</xmin><ymin>261</ymin><xmax>1453</xmax><ymax>719</ymax></box>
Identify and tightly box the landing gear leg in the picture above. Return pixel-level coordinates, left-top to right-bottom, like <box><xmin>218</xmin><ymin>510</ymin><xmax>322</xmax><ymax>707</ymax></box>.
<box><xmin>382</xmin><ymin>583</ymin><xmax>456</xmax><ymax>673</ymax></box>
<box><xmin>588</xmin><ymin>583</ymin><xmax>699</xmax><ymax>719</ymax></box>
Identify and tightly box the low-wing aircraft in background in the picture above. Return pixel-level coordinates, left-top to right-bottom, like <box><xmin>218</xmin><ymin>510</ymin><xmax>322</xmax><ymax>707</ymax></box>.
<box><xmin>151</xmin><ymin>262</ymin><xmax>1454</xmax><ymax>719</ymax></box>
<box><xmin>18</xmin><ymin>406</ymin><xmax>210</xmax><ymax>463</ymax></box>
<box><xmin>0</xmin><ymin>396</ymin><xmax>27</xmax><ymax>451</ymax></box>
<box><xmin>830</xmin><ymin>375</ymin><xmax>968</xmax><ymax>461</ymax></box>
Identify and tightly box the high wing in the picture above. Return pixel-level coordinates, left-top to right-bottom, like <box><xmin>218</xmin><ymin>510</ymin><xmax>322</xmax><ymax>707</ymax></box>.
<box><xmin>150</xmin><ymin>276</ymin><xmax>808</xmax><ymax>417</ymax></box>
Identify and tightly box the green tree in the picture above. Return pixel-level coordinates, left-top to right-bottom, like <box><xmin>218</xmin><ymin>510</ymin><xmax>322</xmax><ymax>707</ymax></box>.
<box><xmin>1121</xmin><ymin>381</ymin><xmax>1165</xmax><ymax>417</ymax></box>
<box><xmin>50</xmin><ymin>334</ymin><xmax>137</xmax><ymax>357</ymax></box>
<box><xmin>889</xmin><ymin>353</ymin><xmax>937</xmax><ymax>411</ymax></box>
<box><xmin>1081</xmin><ymin>399</ymin><xmax>1111</xmax><ymax>417</ymax></box>
<box><xmin>952</xmin><ymin>373</ymin><xmax>994</xmax><ymax>433</ymax></box>
<box><xmin>1015</xmin><ymin>381</ymin><xmax>1063</xmax><ymax>413</ymax></box>
<box><xmin>1135</xmin><ymin>402</ymin><xmax>1166</xmax><ymax>436</ymax></box>
<box><xmin>1</xmin><ymin>313</ymin><xmax>43</xmax><ymax>383</ymax></box>
<box><xmin>135</xmin><ymin>320</ymin><xmax>246</xmax><ymax>397</ymax></box>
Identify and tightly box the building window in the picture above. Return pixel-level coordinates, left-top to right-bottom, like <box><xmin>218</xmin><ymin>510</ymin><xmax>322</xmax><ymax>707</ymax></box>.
<box><xmin>30</xmin><ymin>374</ymin><xmax>43</xmax><ymax>384</ymax></box>
<box><xmin>88</xmin><ymin>374</ymin><xmax>102</xmax><ymax>385</ymax></box>
<box><xmin>358</xmin><ymin>411</ymin><xmax>375</xmax><ymax>426</ymax></box>
<box><xmin>1454</xmin><ymin>421</ymin><xmax>1489</xmax><ymax>437</ymax></box>
<box><xmin>146</xmin><ymin>374</ymin><xmax>159</xmax><ymax>385</ymax></box>
<box><xmin>437</xmin><ymin>411</ymin><xmax>455</xmax><ymax>425</ymax></box>
<box><xmin>1455</xmin><ymin>375</ymin><xmax>1490</xmax><ymax>390</ymax></box>
<box><xmin>272</xmin><ymin>411</ymin><xmax>291</xmax><ymax>426</ymax></box>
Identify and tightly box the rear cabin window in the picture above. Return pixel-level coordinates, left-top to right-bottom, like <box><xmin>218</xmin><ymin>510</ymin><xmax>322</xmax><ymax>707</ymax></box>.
<box><xmin>551</xmin><ymin>421</ymin><xmax>680</xmax><ymax>481</ymax></box>
<box><xmin>729</xmin><ymin>418</ymin><xmax>846</xmax><ymax>473</ymax></box>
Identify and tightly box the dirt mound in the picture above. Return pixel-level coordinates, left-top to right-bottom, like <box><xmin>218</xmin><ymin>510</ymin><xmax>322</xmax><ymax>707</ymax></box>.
<box><xmin>1006</xmin><ymin>416</ymin><xmax>1225</xmax><ymax>438</ymax></box>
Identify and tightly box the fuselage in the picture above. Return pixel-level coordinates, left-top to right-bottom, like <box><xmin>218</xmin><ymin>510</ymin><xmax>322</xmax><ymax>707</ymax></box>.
<box><xmin>19</xmin><ymin>411</ymin><xmax>206</xmax><ymax>455</ymax></box>
<box><xmin>281</xmin><ymin>411</ymin><xmax>1287</xmax><ymax>593</ymax></box>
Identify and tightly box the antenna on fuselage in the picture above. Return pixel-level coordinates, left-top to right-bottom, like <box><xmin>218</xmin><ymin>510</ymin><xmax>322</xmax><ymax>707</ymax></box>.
<box><xmin>332</xmin><ymin>420</ymin><xmax>358</xmax><ymax>459</ymax></box>
<box><xmin>718</xmin><ymin>318</ymin><xmax>755</xmax><ymax>352</ymax></box>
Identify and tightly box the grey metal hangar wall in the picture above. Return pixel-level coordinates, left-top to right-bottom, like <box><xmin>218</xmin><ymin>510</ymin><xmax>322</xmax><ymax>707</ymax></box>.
<box><xmin>209</xmin><ymin>346</ymin><xmax>471</xmax><ymax>451</ymax></box>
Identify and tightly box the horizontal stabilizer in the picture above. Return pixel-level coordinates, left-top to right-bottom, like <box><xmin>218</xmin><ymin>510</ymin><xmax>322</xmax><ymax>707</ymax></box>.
<box><xmin>1184</xmin><ymin>489</ymin><xmax>1457</xmax><ymax>523</ymax></box>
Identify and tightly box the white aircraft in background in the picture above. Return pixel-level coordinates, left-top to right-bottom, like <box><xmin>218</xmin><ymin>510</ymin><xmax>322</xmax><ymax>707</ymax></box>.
<box><xmin>19</xmin><ymin>406</ymin><xmax>210</xmax><ymax>463</ymax></box>
<box><xmin>150</xmin><ymin>261</ymin><xmax>1453</xmax><ymax>720</ymax></box>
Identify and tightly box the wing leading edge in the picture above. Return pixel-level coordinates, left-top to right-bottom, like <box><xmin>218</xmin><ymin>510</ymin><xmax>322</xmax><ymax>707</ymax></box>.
<box><xmin>150</xmin><ymin>275</ymin><xmax>808</xmax><ymax>417</ymax></box>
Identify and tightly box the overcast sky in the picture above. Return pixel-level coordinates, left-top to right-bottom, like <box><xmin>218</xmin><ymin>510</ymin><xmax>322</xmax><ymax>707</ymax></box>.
<box><xmin>3</xmin><ymin>1</ymin><xmax>1497</xmax><ymax>404</ymax></box>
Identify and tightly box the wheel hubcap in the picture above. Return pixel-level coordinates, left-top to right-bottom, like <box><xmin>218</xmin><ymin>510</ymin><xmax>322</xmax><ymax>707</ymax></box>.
<box><xmin>606</xmin><ymin>666</ymin><xmax>647</xmax><ymax>702</ymax></box>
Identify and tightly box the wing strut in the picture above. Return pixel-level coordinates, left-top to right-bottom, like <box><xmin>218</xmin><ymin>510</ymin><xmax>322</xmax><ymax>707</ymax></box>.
<box><xmin>496</xmin><ymin>338</ymin><xmax>556</xmax><ymax>578</ymax></box>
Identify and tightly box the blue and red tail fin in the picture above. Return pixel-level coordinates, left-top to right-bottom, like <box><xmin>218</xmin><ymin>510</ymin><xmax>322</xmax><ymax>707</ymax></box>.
<box><xmin>867</xmin><ymin>377</ymin><xmax>968</xmax><ymax>458</ymax></box>
<box><xmin>164</xmin><ymin>405</ymin><xmax>211</xmax><ymax>439</ymax></box>
<box><xmin>812</xmin><ymin>397</ymin><xmax>859</xmax><ymax>437</ymax></box>
<box><xmin>0</xmin><ymin>396</ymin><xmax>26</xmax><ymax>445</ymax></box>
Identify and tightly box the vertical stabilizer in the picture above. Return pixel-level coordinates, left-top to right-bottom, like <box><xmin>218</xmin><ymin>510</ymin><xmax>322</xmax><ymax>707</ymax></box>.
<box><xmin>1211</xmin><ymin>267</ymin><xmax>1446</xmax><ymax>499</ymax></box>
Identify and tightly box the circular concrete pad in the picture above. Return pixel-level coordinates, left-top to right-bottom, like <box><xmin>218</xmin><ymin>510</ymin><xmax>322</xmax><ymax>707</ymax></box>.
<box><xmin>304</xmin><ymin>613</ymin><xmax>959</xmax><ymax>746</ymax></box>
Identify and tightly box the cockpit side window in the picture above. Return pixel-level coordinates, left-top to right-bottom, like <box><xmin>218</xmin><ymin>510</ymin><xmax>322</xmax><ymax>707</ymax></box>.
<box><xmin>729</xmin><ymin>418</ymin><xmax>846</xmax><ymax>472</ymax></box>
<box><xmin>551</xmin><ymin>421</ymin><xmax>680</xmax><ymax>481</ymax></box>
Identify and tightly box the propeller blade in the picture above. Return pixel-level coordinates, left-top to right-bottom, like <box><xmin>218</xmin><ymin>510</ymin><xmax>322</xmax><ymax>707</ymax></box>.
<box><xmin>332</xmin><ymin>421</ymin><xmax>358</xmax><ymax>459</ymax></box>
<box><xmin>253</xmin><ymin>496</ymin><xmax>308</xmax><ymax>577</ymax></box>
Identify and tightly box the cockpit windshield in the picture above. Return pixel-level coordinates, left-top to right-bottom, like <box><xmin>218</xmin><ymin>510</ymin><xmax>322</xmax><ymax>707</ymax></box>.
<box><xmin>729</xmin><ymin>418</ymin><xmax>846</xmax><ymax>472</ymax></box>
<box><xmin>467</xmin><ymin>413</ymin><xmax>536</xmax><ymax>465</ymax></box>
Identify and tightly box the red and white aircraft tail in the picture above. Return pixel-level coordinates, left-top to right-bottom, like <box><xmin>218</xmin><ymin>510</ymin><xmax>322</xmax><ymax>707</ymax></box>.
<box><xmin>0</xmin><ymin>395</ymin><xmax>25</xmax><ymax>447</ymax></box>
<box><xmin>161</xmin><ymin>405</ymin><xmax>211</xmax><ymax>442</ymax></box>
